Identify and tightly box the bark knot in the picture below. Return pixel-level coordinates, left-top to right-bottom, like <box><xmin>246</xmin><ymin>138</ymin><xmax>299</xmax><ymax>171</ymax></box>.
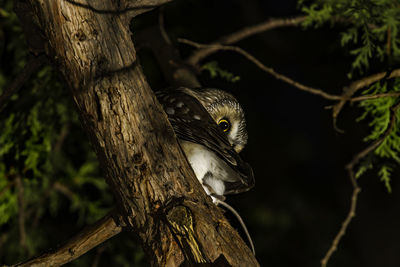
<box><xmin>74</xmin><ymin>29</ymin><xmax>86</xmax><ymax>41</ymax></box>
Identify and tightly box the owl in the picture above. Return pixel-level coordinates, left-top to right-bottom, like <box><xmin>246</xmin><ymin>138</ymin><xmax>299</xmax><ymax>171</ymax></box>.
<box><xmin>156</xmin><ymin>87</ymin><xmax>254</xmax><ymax>202</ymax></box>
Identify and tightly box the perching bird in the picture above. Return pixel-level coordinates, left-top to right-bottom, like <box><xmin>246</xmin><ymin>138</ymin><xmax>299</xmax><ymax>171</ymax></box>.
<box><xmin>157</xmin><ymin>87</ymin><xmax>255</xmax><ymax>254</ymax></box>
<box><xmin>156</xmin><ymin>87</ymin><xmax>254</xmax><ymax>201</ymax></box>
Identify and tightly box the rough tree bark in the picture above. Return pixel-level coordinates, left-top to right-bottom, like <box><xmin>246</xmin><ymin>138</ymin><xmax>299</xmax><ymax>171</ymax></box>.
<box><xmin>13</xmin><ymin>0</ymin><xmax>259</xmax><ymax>266</ymax></box>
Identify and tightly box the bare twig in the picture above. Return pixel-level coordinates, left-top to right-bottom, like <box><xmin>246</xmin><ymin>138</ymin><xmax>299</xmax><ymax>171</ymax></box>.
<box><xmin>182</xmin><ymin>29</ymin><xmax>400</xmax><ymax>131</ymax></box>
<box><xmin>0</xmin><ymin>54</ymin><xmax>46</xmax><ymax>112</ymax></box>
<box><xmin>348</xmin><ymin>101</ymin><xmax>400</xmax><ymax>169</ymax></box>
<box><xmin>332</xmin><ymin>69</ymin><xmax>400</xmax><ymax>130</ymax></box>
<box><xmin>181</xmin><ymin>39</ymin><xmax>400</xmax><ymax>111</ymax></box>
<box><xmin>52</xmin><ymin>123</ymin><xmax>70</xmax><ymax>154</ymax></box>
<box><xmin>13</xmin><ymin>212</ymin><xmax>122</xmax><ymax>267</ymax></box>
<box><xmin>321</xmin><ymin>101</ymin><xmax>400</xmax><ymax>267</ymax></box>
<box><xmin>91</xmin><ymin>245</ymin><xmax>106</xmax><ymax>267</ymax></box>
<box><xmin>350</xmin><ymin>92</ymin><xmax>400</xmax><ymax>102</ymax></box>
<box><xmin>53</xmin><ymin>181</ymin><xmax>75</xmax><ymax>201</ymax></box>
<box><xmin>186</xmin><ymin>15</ymin><xmax>307</xmax><ymax>66</ymax></box>
<box><xmin>386</xmin><ymin>26</ymin><xmax>391</xmax><ymax>57</ymax></box>
<box><xmin>15</xmin><ymin>175</ymin><xmax>28</xmax><ymax>254</ymax></box>
<box><xmin>179</xmin><ymin>39</ymin><xmax>341</xmax><ymax>100</ymax></box>
<box><xmin>159</xmin><ymin>6</ymin><xmax>171</xmax><ymax>45</ymax></box>
<box><xmin>321</xmin><ymin>170</ymin><xmax>361</xmax><ymax>267</ymax></box>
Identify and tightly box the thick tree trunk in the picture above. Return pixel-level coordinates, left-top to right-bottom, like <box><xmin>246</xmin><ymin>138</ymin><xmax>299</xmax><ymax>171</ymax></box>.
<box><xmin>15</xmin><ymin>0</ymin><xmax>259</xmax><ymax>266</ymax></box>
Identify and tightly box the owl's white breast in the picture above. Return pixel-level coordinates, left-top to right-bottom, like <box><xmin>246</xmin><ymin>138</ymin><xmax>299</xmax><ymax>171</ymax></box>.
<box><xmin>179</xmin><ymin>140</ymin><xmax>226</xmax><ymax>199</ymax></box>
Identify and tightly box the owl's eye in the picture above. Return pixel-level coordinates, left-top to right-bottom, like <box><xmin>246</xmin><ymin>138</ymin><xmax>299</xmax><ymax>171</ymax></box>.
<box><xmin>218</xmin><ymin>119</ymin><xmax>230</xmax><ymax>132</ymax></box>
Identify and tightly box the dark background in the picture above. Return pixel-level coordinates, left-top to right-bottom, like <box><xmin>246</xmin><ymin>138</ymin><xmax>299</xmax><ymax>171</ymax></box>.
<box><xmin>137</xmin><ymin>0</ymin><xmax>400</xmax><ymax>266</ymax></box>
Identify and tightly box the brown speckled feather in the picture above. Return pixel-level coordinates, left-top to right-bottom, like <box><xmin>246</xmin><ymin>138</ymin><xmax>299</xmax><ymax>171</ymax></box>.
<box><xmin>156</xmin><ymin>88</ymin><xmax>254</xmax><ymax>195</ymax></box>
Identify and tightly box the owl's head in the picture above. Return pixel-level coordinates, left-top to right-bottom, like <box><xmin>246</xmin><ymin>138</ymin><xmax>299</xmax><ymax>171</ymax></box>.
<box><xmin>185</xmin><ymin>88</ymin><xmax>248</xmax><ymax>153</ymax></box>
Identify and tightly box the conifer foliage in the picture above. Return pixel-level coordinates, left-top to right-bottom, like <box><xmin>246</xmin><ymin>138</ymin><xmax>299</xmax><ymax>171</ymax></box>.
<box><xmin>301</xmin><ymin>0</ymin><xmax>400</xmax><ymax>192</ymax></box>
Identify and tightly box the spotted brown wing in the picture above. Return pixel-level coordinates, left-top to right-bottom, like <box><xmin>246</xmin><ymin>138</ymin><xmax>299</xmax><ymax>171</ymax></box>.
<box><xmin>156</xmin><ymin>89</ymin><xmax>254</xmax><ymax>194</ymax></box>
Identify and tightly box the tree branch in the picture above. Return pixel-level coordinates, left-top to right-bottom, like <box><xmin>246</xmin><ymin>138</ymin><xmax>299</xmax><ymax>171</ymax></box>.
<box><xmin>91</xmin><ymin>245</ymin><xmax>106</xmax><ymax>267</ymax></box>
<box><xmin>12</xmin><ymin>212</ymin><xmax>122</xmax><ymax>267</ymax></box>
<box><xmin>332</xmin><ymin>69</ymin><xmax>400</xmax><ymax>129</ymax></box>
<box><xmin>179</xmin><ymin>39</ymin><xmax>341</xmax><ymax>100</ymax></box>
<box><xmin>186</xmin><ymin>15</ymin><xmax>306</xmax><ymax>66</ymax></box>
<box><xmin>321</xmin><ymin>101</ymin><xmax>400</xmax><ymax>267</ymax></box>
<box><xmin>350</xmin><ymin>92</ymin><xmax>400</xmax><ymax>102</ymax></box>
<box><xmin>180</xmin><ymin>39</ymin><xmax>400</xmax><ymax>127</ymax></box>
<box><xmin>63</xmin><ymin>0</ymin><xmax>172</xmax><ymax>18</ymax></box>
<box><xmin>320</xmin><ymin>170</ymin><xmax>361</xmax><ymax>267</ymax></box>
<box><xmin>14</xmin><ymin>0</ymin><xmax>258</xmax><ymax>265</ymax></box>
<box><xmin>15</xmin><ymin>175</ymin><xmax>28</xmax><ymax>254</ymax></box>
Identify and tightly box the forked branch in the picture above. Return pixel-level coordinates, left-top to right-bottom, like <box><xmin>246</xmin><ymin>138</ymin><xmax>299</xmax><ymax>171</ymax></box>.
<box><xmin>321</xmin><ymin>101</ymin><xmax>400</xmax><ymax>267</ymax></box>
